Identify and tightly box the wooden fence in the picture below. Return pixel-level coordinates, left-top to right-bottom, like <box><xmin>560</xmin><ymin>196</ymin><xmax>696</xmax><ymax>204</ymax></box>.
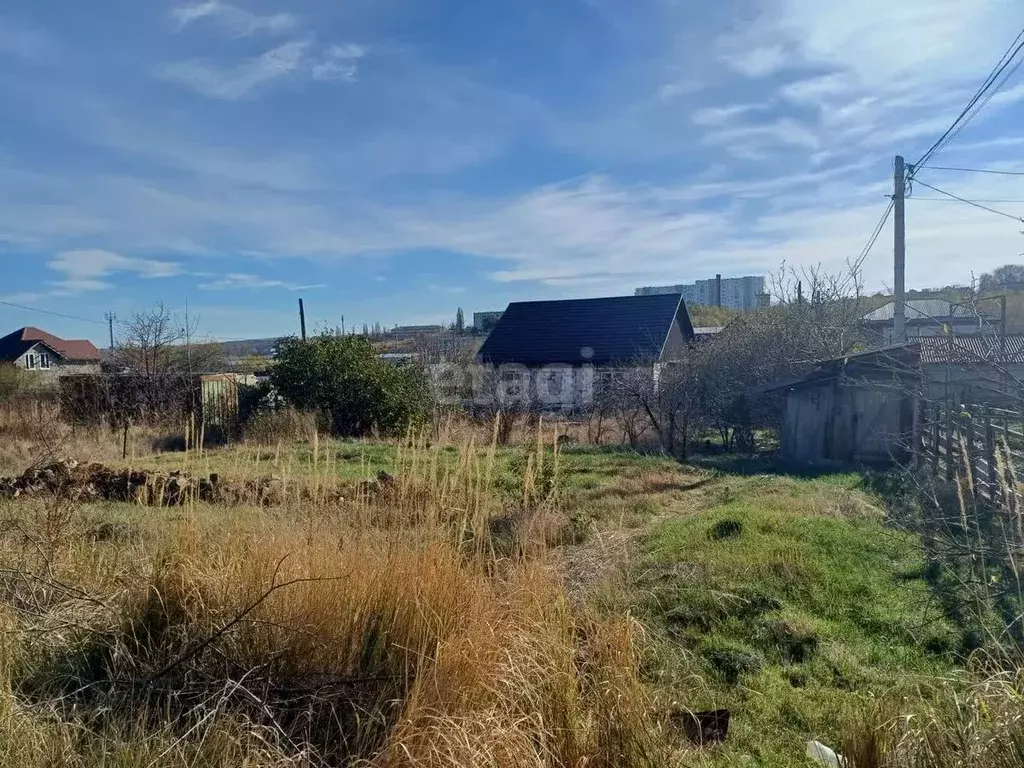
<box><xmin>918</xmin><ymin>402</ymin><xmax>1024</xmax><ymax>503</ymax></box>
<box><xmin>59</xmin><ymin>374</ymin><xmax>254</xmax><ymax>431</ymax></box>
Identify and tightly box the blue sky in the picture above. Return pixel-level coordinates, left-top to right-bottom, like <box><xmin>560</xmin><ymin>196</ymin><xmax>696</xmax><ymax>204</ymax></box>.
<box><xmin>1</xmin><ymin>0</ymin><xmax>1023</xmax><ymax>343</ymax></box>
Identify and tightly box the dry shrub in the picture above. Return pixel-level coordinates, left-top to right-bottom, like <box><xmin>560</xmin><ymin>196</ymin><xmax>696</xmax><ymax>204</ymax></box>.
<box><xmin>244</xmin><ymin>407</ymin><xmax>319</xmax><ymax>445</ymax></box>
<box><xmin>4</xmin><ymin>528</ymin><xmax>662</xmax><ymax>766</ymax></box>
<box><xmin>0</xmin><ymin>394</ymin><xmax>61</xmax><ymax>442</ymax></box>
<box><xmin>0</xmin><ymin>433</ymin><xmax>666</xmax><ymax>767</ymax></box>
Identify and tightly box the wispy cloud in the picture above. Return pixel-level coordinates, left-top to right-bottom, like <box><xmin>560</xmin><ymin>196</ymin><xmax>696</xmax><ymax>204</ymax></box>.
<box><xmin>47</xmin><ymin>249</ymin><xmax>179</xmax><ymax>293</ymax></box>
<box><xmin>3</xmin><ymin>0</ymin><xmax>1024</xmax><ymax>330</ymax></box>
<box><xmin>722</xmin><ymin>45</ymin><xmax>788</xmax><ymax>78</ymax></box>
<box><xmin>157</xmin><ymin>41</ymin><xmax>311</xmax><ymax>100</ymax></box>
<box><xmin>0</xmin><ymin>17</ymin><xmax>57</xmax><ymax>64</ymax></box>
<box><xmin>170</xmin><ymin>1</ymin><xmax>297</xmax><ymax>38</ymax></box>
<box><xmin>691</xmin><ymin>103</ymin><xmax>769</xmax><ymax>127</ymax></box>
<box><xmin>311</xmin><ymin>44</ymin><xmax>366</xmax><ymax>82</ymax></box>
<box><xmin>197</xmin><ymin>273</ymin><xmax>326</xmax><ymax>291</ymax></box>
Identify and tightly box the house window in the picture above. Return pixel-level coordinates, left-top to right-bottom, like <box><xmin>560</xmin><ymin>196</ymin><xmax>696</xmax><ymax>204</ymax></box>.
<box><xmin>24</xmin><ymin>354</ymin><xmax>37</xmax><ymax>370</ymax></box>
<box><xmin>39</xmin><ymin>353</ymin><xmax>51</xmax><ymax>370</ymax></box>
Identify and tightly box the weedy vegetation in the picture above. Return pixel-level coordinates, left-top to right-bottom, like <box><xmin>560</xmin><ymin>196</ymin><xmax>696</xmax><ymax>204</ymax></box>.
<box><xmin>1</xmin><ymin>393</ymin><xmax>1023</xmax><ymax>767</ymax></box>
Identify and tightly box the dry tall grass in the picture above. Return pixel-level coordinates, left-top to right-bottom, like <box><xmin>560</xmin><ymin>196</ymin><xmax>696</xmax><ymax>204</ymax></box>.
<box><xmin>0</xmin><ymin>427</ymin><xmax>668</xmax><ymax>767</ymax></box>
<box><xmin>0</xmin><ymin>394</ymin><xmax>193</xmax><ymax>475</ymax></box>
<box><xmin>842</xmin><ymin>666</ymin><xmax>1024</xmax><ymax>767</ymax></box>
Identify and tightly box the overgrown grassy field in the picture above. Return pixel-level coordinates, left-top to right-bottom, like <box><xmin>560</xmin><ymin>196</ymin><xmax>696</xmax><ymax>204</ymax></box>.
<box><xmin>0</xmin><ymin>427</ymin><xmax>1019</xmax><ymax>766</ymax></box>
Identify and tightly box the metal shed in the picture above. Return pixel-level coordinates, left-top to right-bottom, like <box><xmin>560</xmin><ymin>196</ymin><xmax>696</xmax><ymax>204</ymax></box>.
<box><xmin>767</xmin><ymin>336</ymin><xmax>1024</xmax><ymax>468</ymax></box>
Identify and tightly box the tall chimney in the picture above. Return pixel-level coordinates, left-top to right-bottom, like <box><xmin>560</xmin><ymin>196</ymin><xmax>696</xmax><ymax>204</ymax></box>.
<box><xmin>715</xmin><ymin>274</ymin><xmax>722</xmax><ymax>307</ymax></box>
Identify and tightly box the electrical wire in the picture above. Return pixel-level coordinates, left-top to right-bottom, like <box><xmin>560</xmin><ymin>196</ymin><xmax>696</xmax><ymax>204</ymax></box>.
<box><xmin>912</xmin><ymin>197</ymin><xmax>1024</xmax><ymax>204</ymax></box>
<box><xmin>925</xmin><ymin>166</ymin><xmax>1024</xmax><ymax>177</ymax></box>
<box><xmin>0</xmin><ymin>299</ymin><xmax>107</xmax><ymax>325</ymax></box>
<box><xmin>913</xmin><ymin>27</ymin><xmax>1024</xmax><ymax>172</ymax></box>
<box><xmin>914</xmin><ymin>180</ymin><xmax>1024</xmax><ymax>223</ymax></box>
<box><xmin>931</xmin><ymin>53</ymin><xmax>1024</xmax><ymax>161</ymax></box>
<box><xmin>851</xmin><ymin>198</ymin><xmax>895</xmax><ymax>273</ymax></box>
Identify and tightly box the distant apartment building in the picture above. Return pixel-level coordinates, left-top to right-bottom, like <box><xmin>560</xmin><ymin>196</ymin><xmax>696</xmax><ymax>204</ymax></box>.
<box><xmin>635</xmin><ymin>275</ymin><xmax>766</xmax><ymax>311</ymax></box>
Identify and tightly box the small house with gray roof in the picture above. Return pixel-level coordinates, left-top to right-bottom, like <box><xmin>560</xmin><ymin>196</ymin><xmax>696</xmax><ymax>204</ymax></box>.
<box><xmin>476</xmin><ymin>293</ymin><xmax>694</xmax><ymax>410</ymax></box>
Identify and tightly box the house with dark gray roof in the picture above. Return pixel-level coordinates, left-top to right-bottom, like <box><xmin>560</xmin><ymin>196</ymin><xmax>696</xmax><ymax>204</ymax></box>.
<box><xmin>0</xmin><ymin>327</ymin><xmax>102</xmax><ymax>381</ymax></box>
<box><xmin>476</xmin><ymin>294</ymin><xmax>693</xmax><ymax>410</ymax></box>
<box><xmin>860</xmin><ymin>298</ymin><xmax>998</xmax><ymax>344</ymax></box>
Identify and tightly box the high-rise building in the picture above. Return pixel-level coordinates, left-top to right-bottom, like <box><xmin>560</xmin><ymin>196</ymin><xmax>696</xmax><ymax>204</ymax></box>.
<box><xmin>635</xmin><ymin>275</ymin><xmax>765</xmax><ymax>311</ymax></box>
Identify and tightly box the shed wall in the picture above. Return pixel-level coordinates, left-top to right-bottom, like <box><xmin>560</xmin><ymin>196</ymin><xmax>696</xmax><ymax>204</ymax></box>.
<box><xmin>782</xmin><ymin>379</ymin><xmax>911</xmax><ymax>466</ymax></box>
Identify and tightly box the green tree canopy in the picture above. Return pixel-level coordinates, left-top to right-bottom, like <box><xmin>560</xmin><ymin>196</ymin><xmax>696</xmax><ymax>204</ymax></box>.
<box><xmin>270</xmin><ymin>334</ymin><xmax>429</xmax><ymax>436</ymax></box>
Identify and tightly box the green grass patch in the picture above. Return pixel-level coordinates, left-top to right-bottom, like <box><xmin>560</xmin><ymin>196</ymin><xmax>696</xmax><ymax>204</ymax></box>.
<box><xmin>637</xmin><ymin>472</ymin><xmax>956</xmax><ymax>766</ymax></box>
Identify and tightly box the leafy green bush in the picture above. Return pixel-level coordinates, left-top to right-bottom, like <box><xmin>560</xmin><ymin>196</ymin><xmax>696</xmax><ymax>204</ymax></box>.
<box><xmin>270</xmin><ymin>334</ymin><xmax>429</xmax><ymax>437</ymax></box>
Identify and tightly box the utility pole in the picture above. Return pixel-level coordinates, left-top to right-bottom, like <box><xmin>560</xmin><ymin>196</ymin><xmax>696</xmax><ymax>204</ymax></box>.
<box><xmin>893</xmin><ymin>155</ymin><xmax>907</xmax><ymax>343</ymax></box>
<box><xmin>105</xmin><ymin>312</ymin><xmax>116</xmax><ymax>350</ymax></box>
<box><xmin>298</xmin><ymin>299</ymin><xmax>307</xmax><ymax>341</ymax></box>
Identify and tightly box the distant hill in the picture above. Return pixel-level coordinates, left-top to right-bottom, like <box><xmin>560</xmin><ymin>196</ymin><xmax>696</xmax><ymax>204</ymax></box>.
<box><xmin>217</xmin><ymin>337</ymin><xmax>284</xmax><ymax>358</ymax></box>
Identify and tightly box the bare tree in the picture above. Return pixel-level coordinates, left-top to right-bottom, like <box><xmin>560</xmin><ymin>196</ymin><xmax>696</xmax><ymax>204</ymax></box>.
<box><xmin>113</xmin><ymin>303</ymin><xmax>223</xmax><ymax>376</ymax></box>
<box><xmin>603</xmin><ymin>355</ymin><xmax>706</xmax><ymax>457</ymax></box>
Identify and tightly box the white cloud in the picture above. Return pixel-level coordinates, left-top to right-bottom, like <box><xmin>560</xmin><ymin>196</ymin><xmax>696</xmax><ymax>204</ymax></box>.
<box><xmin>47</xmin><ymin>250</ymin><xmax>179</xmax><ymax>294</ymax></box>
<box><xmin>170</xmin><ymin>2</ymin><xmax>297</xmax><ymax>38</ymax></box>
<box><xmin>779</xmin><ymin>73</ymin><xmax>854</xmax><ymax>105</ymax></box>
<box><xmin>691</xmin><ymin>103</ymin><xmax>768</xmax><ymax>127</ymax></box>
<box><xmin>3</xmin><ymin>153</ymin><xmax>1023</xmax><ymax>299</ymax></box>
<box><xmin>703</xmin><ymin>118</ymin><xmax>820</xmax><ymax>159</ymax></box>
<box><xmin>158</xmin><ymin>41</ymin><xmax>310</xmax><ymax>100</ymax></box>
<box><xmin>311</xmin><ymin>44</ymin><xmax>365</xmax><ymax>82</ymax></box>
<box><xmin>197</xmin><ymin>272</ymin><xmax>326</xmax><ymax>291</ymax></box>
<box><xmin>725</xmin><ymin>0</ymin><xmax>1012</xmax><ymax>90</ymax></box>
<box><xmin>725</xmin><ymin>45</ymin><xmax>788</xmax><ymax>78</ymax></box>
<box><xmin>3</xmin><ymin>0</ymin><xmax>1024</xmax><ymax>312</ymax></box>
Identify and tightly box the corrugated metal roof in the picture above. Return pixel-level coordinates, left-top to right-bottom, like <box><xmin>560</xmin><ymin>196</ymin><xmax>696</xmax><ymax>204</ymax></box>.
<box><xmin>918</xmin><ymin>334</ymin><xmax>1024</xmax><ymax>364</ymax></box>
<box><xmin>861</xmin><ymin>299</ymin><xmax>994</xmax><ymax>323</ymax></box>
<box><xmin>477</xmin><ymin>293</ymin><xmax>691</xmax><ymax>366</ymax></box>
<box><xmin>754</xmin><ymin>335</ymin><xmax>1024</xmax><ymax>394</ymax></box>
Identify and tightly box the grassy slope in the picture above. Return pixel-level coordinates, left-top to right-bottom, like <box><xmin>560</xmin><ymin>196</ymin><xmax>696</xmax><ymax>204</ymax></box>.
<box><xmin>632</xmin><ymin>470</ymin><xmax>956</xmax><ymax>766</ymax></box>
<box><xmin>4</xmin><ymin>433</ymin><xmax>963</xmax><ymax>765</ymax></box>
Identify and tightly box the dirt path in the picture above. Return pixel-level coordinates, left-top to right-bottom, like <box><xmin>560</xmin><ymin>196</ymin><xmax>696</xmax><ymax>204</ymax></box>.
<box><xmin>558</xmin><ymin>471</ymin><xmax>719</xmax><ymax>605</ymax></box>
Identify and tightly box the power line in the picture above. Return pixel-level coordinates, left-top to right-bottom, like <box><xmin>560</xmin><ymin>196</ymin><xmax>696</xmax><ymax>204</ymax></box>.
<box><xmin>925</xmin><ymin>166</ymin><xmax>1024</xmax><ymax>177</ymax></box>
<box><xmin>913</xmin><ymin>27</ymin><xmax>1024</xmax><ymax>171</ymax></box>
<box><xmin>914</xmin><ymin>180</ymin><xmax>1024</xmax><ymax>223</ymax></box>
<box><xmin>852</xmin><ymin>198</ymin><xmax>895</xmax><ymax>271</ymax></box>
<box><xmin>0</xmin><ymin>299</ymin><xmax>107</xmax><ymax>325</ymax></box>
<box><xmin>913</xmin><ymin>197</ymin><xmax>1024</xmax><ymax>204</ymax></box>
<box><xmin>933</xmin><ymin>52</ymin><xmax>1024</xmax><ymax>159</ymax></box>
